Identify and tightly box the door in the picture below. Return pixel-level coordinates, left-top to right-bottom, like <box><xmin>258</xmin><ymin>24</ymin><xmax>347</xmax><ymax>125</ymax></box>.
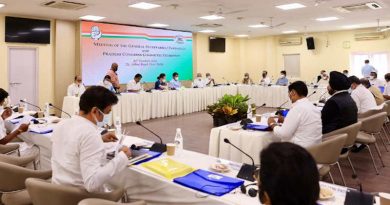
<box><xmin>8</xmin><ymin>47</ymin><xmax>38</xmax><ymax>105</ymax></box>
<box><xmin>283</xmin><ymin>54</ymin><xmax>301</xmax><ymax>80</ymax></box>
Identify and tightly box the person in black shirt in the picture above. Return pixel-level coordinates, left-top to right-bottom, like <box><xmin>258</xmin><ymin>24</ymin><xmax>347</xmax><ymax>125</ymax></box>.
<box><xmin>321</xmin><ymin>71</ymin><xmax>358</xmax><ymax>134</ymax></box>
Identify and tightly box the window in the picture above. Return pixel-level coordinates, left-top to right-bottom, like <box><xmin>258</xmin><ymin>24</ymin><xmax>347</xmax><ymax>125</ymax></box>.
<box><xmin>350</xmin><ymin>52</ymin><xmax>390</xmax><ymax>79</ymax></box>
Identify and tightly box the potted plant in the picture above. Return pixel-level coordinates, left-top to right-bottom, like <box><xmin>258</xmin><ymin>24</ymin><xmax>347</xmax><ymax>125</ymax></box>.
<box><xmin>207</xmin><ymin>94</ymin><xmax>250</xmax><ymax>127</ymax></box>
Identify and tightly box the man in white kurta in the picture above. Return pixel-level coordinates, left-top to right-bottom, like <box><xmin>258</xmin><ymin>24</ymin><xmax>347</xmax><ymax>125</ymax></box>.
<box><xmin>127</xmin><ymin>74</ymin><xmax>143</xmax><ymax>92</ymax></box>
<box><xmin>268</xmin><ymin>81</ymin><xmax>322</xmax><ymax>147</ymax></box>
<box><xmin>193</xmin><ymin>73</ymin><xmax>205</xmax><ymax>88</ymax></box>
<box><xmin>51</xmin><ymin>86</ymin><xmax>131</xmax><ymax>193</ymax></box>
<box><xmin>67</xmin><ymin>75</ymin><xmax>86</xmax><ymax>96</ymax></box>
<box><xmin>348</xmin><ymin>76</ymin><xmax>377</xmax><ymax>114</ymax></box>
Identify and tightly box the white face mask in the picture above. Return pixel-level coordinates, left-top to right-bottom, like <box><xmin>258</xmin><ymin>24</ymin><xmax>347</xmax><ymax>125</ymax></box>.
<box><xmin>207</xmin><ymin>76</ymin><xmax>211</xmax><ymax>80</ymax></box>
<box><xmin>93</xmin><ymin>108</ymin><xmax>111</xmax><ymax>127</ymax></box>
<box><xmin>162</xmin><ymin>79</ymin><xmax>166</xmax><ymax>83</ymax></box>
<box><xmin>369</xmin><ymin>76</ymin><xmax>374</xmax><ymax>80</ymax></box>
<box><xmin>174</xmin><ymin>77</ymin><xmax>179</xmax><ymax>81</ymax></box>
<box><xmin>281</xmin><ymin>75</ymin><xmax>285</xmax><ymax>78</ymax></box>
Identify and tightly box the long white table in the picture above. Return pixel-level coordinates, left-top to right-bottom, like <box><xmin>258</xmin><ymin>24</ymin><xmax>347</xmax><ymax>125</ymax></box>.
<box><xmin>62</xmin><ymin>85</ymin><xmax>327</xmax><ymax>124</ymax></box>
<box><xmin>5</xmin><ymin>118</ymin><xmax>362</xmax><ymax>205</ymax></box>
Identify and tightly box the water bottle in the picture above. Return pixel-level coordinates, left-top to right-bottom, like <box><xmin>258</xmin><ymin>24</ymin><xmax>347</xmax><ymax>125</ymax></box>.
<box><xmin>114</xmin><ymin>116</ymin><xmax>122</xmax><ymax>135</ymax></box>
<box><xmin>23</xmin><ymin>99</ymin><xmax>28</xmax><ymax>111</ymax></box>
<box><xmin>44</xmin><ymin>103</ymin><xmax>50</xmax><ymax>117</ymax></box>
<box><xmin>174</xmin><ymin>128</ymin><xmax>183</xmax><ymax>153</ymax></box>
<box><xmin>247</xmin><ymin>106</ymin><xmax>252</xmax><ymax>119</ymax></box>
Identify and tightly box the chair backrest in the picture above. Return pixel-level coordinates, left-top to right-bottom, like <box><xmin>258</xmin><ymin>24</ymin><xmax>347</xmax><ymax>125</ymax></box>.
<box><xmin>0</xmin><ymin>162</ymin><xmax>51</xmax><ymax>192</ymax></box>
<box><xmin>307</xmin><ymin>134</ymin><xmax>348</xmax><ymax>165</ymax></box>
<box><xmin>385</xmin><ymin>101</ymin><xmax>390</xmax><ymax>117</ymax></box>
<box><xmin>79</xmin><ymin>199</ymin><xmax>146</xmax><ymax>205</ymax></box>
<box><xmin>358</xmin><ymin>104</ymin><xmax>387</xmax><ymax>119</ymax></box>
<box><xmin>25</xmin><ymin>178</ymin><xmax>124</xmax><ymax>205</ymax></box>
<box><xmin>359</xmin><ymin>112</ymin><xmax>387</xmax><ymax>134</ymax></box>
<box><xmin>323</xmin><ymin>122</ymin><xmax>362</xmax><ymax>148</ymax></box>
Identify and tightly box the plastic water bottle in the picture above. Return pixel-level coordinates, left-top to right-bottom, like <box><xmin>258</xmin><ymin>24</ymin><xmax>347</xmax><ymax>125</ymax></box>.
<box><xmin>247</xmin><ymin>106</ymin><xmax>252</xmax><ymax>119</ymax></box>
<box><xmin>23</xmin><ymin>99</ymin><xmax>28</xmax><ymax>111</ymax></box>
<box><xmin>174</xmin><ymin>128</ymin><xmax>183</xmax><ymax>154</ymax></box>
<box><xmin>114</xmin><ymin>116</ymin><xmax>122</xmax><ymax>135</ymax></box>
<box><xmin>44</xmin><ymin>103</ymin><xmax>50</xmax><ymax>117</ymax></box>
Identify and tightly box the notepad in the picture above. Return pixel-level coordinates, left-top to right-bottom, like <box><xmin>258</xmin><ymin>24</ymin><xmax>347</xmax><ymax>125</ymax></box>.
<box><xmin>142</xmin><ymin>158</ymin><xmax>194</xmax><ymax>180</ymax></box>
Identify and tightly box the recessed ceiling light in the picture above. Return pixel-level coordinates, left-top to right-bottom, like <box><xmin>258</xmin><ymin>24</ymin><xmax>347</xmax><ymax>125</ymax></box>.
<box><xmin>276</xmin><ymin>3</ymin><xmax>306</xmax><ymax>10</ymax></box>
<box><xmin>198</xmin><ymin>30</ymin><xmax>216</xmax><ymax>33</ymax></box>
<box><xmin>342</xmin><ymin>25</ymin><xmax>360</xmax><ymax>29</ymax></box>
<box><xmin>129</xmin><ymin>2</ymin><xmax>161</xmax><ymax>10</ymax></box>
<box><xmin>235</xmin><ymin>34</ymin><xmax>249</xmax><ymax>37</ymax></box>
<box><xmin>0</xmin><ymin>3</ymin><xmax>6</xmax><ymax>8</ymax></box>
<box><xmin>200</xmin><ymin>15</ymin><xmax>225</xmax><ymax>20</ymax></box>
<box><xmin>282</xmin><ymin>30</ymin><xmax>298</xmax><ymax>34</ymax></box>
<box><xmin>148</xmin><ymin>23</ymin><xmax>169</xmax><ymax>27</ymax></box>
<box><xmin>79</xmin><ymin>15</ymin><xmax>106</xmax><ymax>21</ymax></box>
<box><xmin>316</xmin><ymin>17</ymin><xmax>339</xmax><ymax>22</ymax></box>
<box><xmin>248</xmin><ymin>24</ymin><xmax>269</xmax><ymax>28</ymax></box>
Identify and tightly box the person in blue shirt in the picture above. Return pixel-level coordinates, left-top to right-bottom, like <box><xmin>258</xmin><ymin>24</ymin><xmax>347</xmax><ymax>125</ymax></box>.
<box><xmin>361</xmin><ymin>59</ymin><xmax>377</xmax><ymax>78</ymax></box>
<box><xmin>169</xmin><ymin>72</ymin><xmax>181</xmax><ymax>90</ymax></box>
<box><xmin>154</xmin><ymin>73</ymin><xmax>168</xmax><ymax>90</ymax></box>
<box><xmin>275</xmin><ymin>70</ymin><xmax>289</xmax><ymax>86</ymax></box>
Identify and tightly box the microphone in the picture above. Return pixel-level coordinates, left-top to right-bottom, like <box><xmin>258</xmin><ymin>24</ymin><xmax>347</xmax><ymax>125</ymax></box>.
<box><xmin>49</xmin><ymin>103</ymin><xmax>71</xmax><ymax>118</ymax></box>
<box><xmin>20</xmin><ymin>99</ymin><xmax>41</xmax><ymax>111</ymax></box>
<box><xmin>277</xmin><ymin>99</ymin><xmax>290</xmax><ymax>110</ymax></box>
<box><xmin>307</xmin><ymin>91</ymin><xmax>317</xmax><ymax>98</ymax></box>
<box><xmin>224</xmin><ymin>138</ymin><xmax>256</xmax><ymax>182</ymax></box>
<box><xmin>135</xmin><ymin>121</ymin><xmax>167</xmax><ymax>153</ymax></box>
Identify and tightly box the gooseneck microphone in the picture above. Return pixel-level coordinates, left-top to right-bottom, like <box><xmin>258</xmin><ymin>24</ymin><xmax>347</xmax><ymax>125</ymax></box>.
<box><xmin>224</xmin><ymin>138</ymin><xmax>256</xmax><ymax>182</ymax></box>
<box><xmin>277</xmin><ymin>99</ymin><xmax>290</xmax><ymax>110</ymax></box>
<box><xmin>49</xmin><ymin>103</ymin><xmax>71</xmax><ymax>118</ymax></box>
<box><xmin>307</xmin><ymin>90</ymin><xmax>317</xmax><ymax>98</ymax></box>
<box><xmin>135</xmin><ymin>121</ymin><xmax>167</xmax><ymax>153</ymax></box>
<box><xmin>20</xmin><ymin>99</ymin><xmax>41</xmax><ymax>111</ymax></box>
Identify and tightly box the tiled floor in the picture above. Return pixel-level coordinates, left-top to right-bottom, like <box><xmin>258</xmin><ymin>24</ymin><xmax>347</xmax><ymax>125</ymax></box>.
<box><xmin>123</xmin><ymin>108</ymin><xmax>390</xmax><ymax>193</ymax></box>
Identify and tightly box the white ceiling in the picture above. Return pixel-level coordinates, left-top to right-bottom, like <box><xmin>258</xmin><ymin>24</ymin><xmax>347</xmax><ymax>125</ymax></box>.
<box><xmin>2</xmin><ymin>0</ymin><xmax>390</xmax><ymax>37</ymax></box>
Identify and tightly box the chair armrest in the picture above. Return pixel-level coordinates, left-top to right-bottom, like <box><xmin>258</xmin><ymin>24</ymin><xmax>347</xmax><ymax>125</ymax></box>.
<box><xmin>89</xmin><ymin>187</ymin><xmax>125</xmax><ymax>202</ymax></box>
<box><xmin>0</xmin><ymin>152</ymin><xmax>38</xmax><ymax>167</ymax></box>
<box><xmin>0</xmin><ymin>144</ymin><xmax>20</xmax><ymax>154</ymax></box>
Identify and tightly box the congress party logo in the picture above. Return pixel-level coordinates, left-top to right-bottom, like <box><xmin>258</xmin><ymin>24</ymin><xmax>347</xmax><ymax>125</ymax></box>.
<box><xmin>175</xmin><ymin>35</ymin><xmax>184</xmax><ymax>44</ymax></box>
<box><xmin>207</xmin><ymin>174</ymin><xmax>223</xmax><ymax>180</ymax></box>
<box><xmin>91</xmin><ymin>26</ymin><xmax>102</xmax><ymax>40</ymax></box>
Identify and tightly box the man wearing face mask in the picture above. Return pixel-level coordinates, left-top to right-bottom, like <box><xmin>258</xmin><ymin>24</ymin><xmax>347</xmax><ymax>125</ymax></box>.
<box><xmin>259</xmin><ymin>70</ymin><xmax>271</xmax><ymax>85</ymax></box>
<box><xmin>369</xmin><ymin>72</ymin><xmax>384</xmax><ymax>88</ymax></box>
<box><xmin>107</xmin><ymin>63</ymin><xmax>120</xmax><ymax>91</ymax></box>
<box><xmin>275</xmin><ymin>70</ymin><xmax>289</xmax><ymax>86</ymax></box>
<box><xmin>267</xmin><ymin>81</ymin><xmax>322</xmax><ymax>147</ymax></box>
<box><xmin>321</xmin><ymin>71</ymin><xmax>357</xmax><ymax>134</ymax></box>
<box><xmin>0</xmin><ymin>88</ymin><xmax>30</xmax><ymax>145</ymax></box>
<box><xmin>67</xmin><ymin>75</ymin><xmax>86</xmax><ymax>97</ymax></box>
<box><xmin>51</xmin><ymin>86</ymin><xmax>131</xmax><ymax>193</ymax></box>
<box><xmin>169</xmin><ymin>72</ymin><xmax>181</xmax><ymax>90</ymax></box>
<box><xmin>242</xmin><ymin>73</ymin><xmax>253</xmax><ymax>85</ymax></box>
<box><xmin>205</xmin><ymin>73</ymin><xmax>215</xmax><ymax>86</ymax></box>
<box><xmin>193</xmin><ymin>73</ymin><xmax>205</xmax><ymax>88</ymax></box>
<box><xmin>348</xmin><ymin>76</ymin><xmax>377</xmax><ymax>114</ymax></box>
<box><xmin>317</xmin><ymin>70</ymin><xmax>329</xmax><ymax>85</ymax></box>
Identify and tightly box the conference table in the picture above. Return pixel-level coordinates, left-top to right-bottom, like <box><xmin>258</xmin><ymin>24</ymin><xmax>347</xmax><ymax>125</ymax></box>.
<box><xmin>6</xmin><ymin>117</ymin><xmax>361</xmax><ymax>205</ymax></box>
<box><xmin>62</xmin><ymin>85</ymin><xmax>328</xmax><ymax>124</ymax></box>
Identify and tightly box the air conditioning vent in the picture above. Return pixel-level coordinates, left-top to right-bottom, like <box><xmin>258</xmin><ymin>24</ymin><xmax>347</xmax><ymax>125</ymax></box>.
<box><xmin>334</xmin><ymin>2</ymin><xmax>382</xmax><ymax>13</ymax></box>
<box><xmin>41</xmin><ymin>1</ymin><xmax>87</xmax><ymax>10</ymax></box>
<box><xmin>279</xmin><ymin>36</ymin><xmax>302</xmax><ymax>46</ymax></box>
<box><xmin>193</xmin><ymin>24</ymin><xmax>223</xmax><ymax>28</ymax></box>
<box><xmin>354</xmin><ymin>32</ymin><xmax>386</xmax><ymax>41</ymax></box>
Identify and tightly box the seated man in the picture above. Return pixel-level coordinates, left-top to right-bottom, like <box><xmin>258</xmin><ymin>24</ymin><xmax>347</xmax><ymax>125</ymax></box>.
<box><xmin>267</xmin><ymin>81</ymin><xmax>322</xmax><ymax>147</ymax></box>
<box><xmin>193</xmin><ymin>73</ymin><xmax>205</xmax><ymax>88</ymax></box>
<box><xmin>51</xmin><ymin>86</ymin><xmax>131</xmax><ymax>192</ymax></box>
<box><xmin>67</xmin><ymin>75</ymin><xmax>86</xmax><ymax>97</ymax></box>
<box><xmin>0</xmin><ymin>88</ymin><xmax>29</xmax><ymax>145</ymax></box>
<box><xmin>322</xmin><ymin>71</ymin><xmax>357</xmax><ymax>134</ymax></box>
<box><xmin>169</xmin><ymin>72</ymin><xmax>181</xmax><ymax>90</ymax></box>
<box><xmin>317</xmin><ymin>70</ymin><xmax>329</xmax><ymax>85</ymax></box>
<box><xmin>384</xmin><ymin>73</ymin><xmax>390</xmax><ymax>100</ymax></box>
<box><xmin>242</xmin><ymin>73</ymin><xmax>254</xmax><ymax>85</ymax></box>
<box><xmin>98</xmin><ymin>75</ymin><xmax>115</xmax><ymax>92</ymax></box>
<box><xmin>258</xmin><ymin>142</ymin><xmax>319</xmax><ymax>205</ymax></box>
<box><xmin>275</xmin><ymin>70</ymin><xmax>289</xmax><ymax>86</ymax></box>
<box><xmin>348</xmin><ymin>76</ymin><xmax>377</xmax><ymax>114</ymax></box>
<box><xmin>205</xmin><ymin>73</ymin><xmax>215</xmax><ymax>86</ymax></box>
<box><xmin>259</xmin><ymin>70</ymin><xmax>271</xmax><ymax>85</ymax></box>
<box><xmin>369</xmin><ymin>72</ymin><xmax>384</xmax><ymax>88</ymax></box>
<box><xmin>127</xmin><ymin>73</ymin><xmax>143</xmax><ymax>92</ymax></box>
<box><xmin>361</xmin><ymin>78</ymin><xmax>384</xmax><ymax>106</ymax></box>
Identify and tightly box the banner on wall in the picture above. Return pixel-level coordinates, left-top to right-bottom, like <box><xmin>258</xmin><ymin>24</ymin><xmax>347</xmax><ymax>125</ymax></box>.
<box><xmin>81</xmin><ymin>21</ymin><xmax>193</xmax><ymax>85</ymax></box>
